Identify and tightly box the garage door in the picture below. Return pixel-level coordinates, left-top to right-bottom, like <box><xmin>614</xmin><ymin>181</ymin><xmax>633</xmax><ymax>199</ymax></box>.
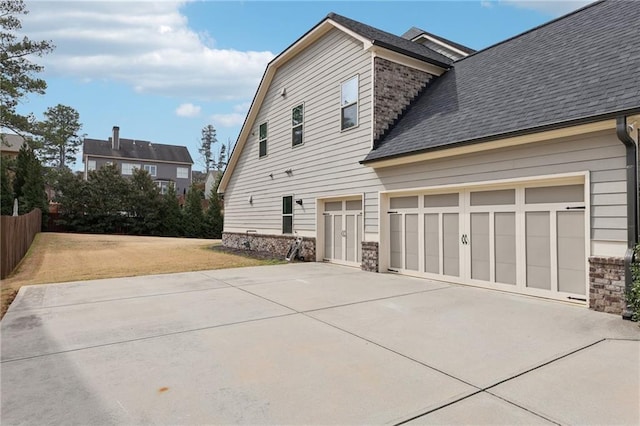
<box><xmin>323</xmin><ymin>198</ymin><xmax>363</xmax><ymax>266</ymax></box>
<box><xmin>387</xmin><ymin>181</ymin><xmax>587</xmax><ymax>302</ymax></box>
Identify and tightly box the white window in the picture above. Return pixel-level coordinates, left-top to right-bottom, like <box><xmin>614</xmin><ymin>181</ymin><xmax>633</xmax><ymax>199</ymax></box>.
<box><xmin>292</xmin><ymin>104</ymin><xmax>304</xmax><ymax>147</ymax></box>
<box><xmin>156</xmin><ymin>181</ymin><xmax>170</xmax><ymax>195</ymax></box>
<box><xmin>87</xmin><ymin>160</ymin><xmax>96</xmax><ymax>171</ymax></box>
<box><xmin>341</xmin><ymin>75</ymin><xmax>358</xmax><ymax>130</ymax></box>
<box><xmin>177</xmin><ymin>167</ymin><xmax>189</xmax><ymax>179</ymax></box>
<box><xmin>122</xmin><ymin>163</ymin><xmax>140</xmax><ymax>175</ymax></box>
<box><xmin>258</xmin><ymin>122</ymin><xmax>267</xmax><ymax>158</ymax></box>
<box><xmin>143</xmin><ymin>164</ymin><xmax>157</xmax><ymax>177</ymax></box>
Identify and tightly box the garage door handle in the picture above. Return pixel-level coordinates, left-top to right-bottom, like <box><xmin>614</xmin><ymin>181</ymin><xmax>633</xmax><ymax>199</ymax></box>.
<box><xmin>461</xmin><ymin>234</ymin><xmax>468</xmax><ymax>245</ymax></box>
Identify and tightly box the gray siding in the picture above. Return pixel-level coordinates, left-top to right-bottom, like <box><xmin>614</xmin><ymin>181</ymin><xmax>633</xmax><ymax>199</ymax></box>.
<box><xmin>224</xmin><ymin>28</ymin><xmax>378</xmax><ymax>234</ymax></box>
<box><xmin>374</xmin><ymin>130</ymin><xmax>627</xmax><ymax>242</ymax></box>
<box><xmin>223</xmin><ymin>29</ymin><xmax>627</xmax><ymax>251</ymax></box>
<box><xmin>87</xmin><ymin>156</ymin><xmax>192</xmax><ymax>195</ymax></box>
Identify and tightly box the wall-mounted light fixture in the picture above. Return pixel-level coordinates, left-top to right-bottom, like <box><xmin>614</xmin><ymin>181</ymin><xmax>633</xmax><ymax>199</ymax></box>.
<box><xmin>280</xmin><ymin>88</ymin><xmax>287</xmax><ymax>97</ymax></box>
<box><xmin>295</xmin><ymin>199</ymin><xmax>303</xmax><ymax>206</ymax></box>
<box><xmin>248</xmin><ymin>195</ymin><xmax>253</xmax><ymax>205</ymax></box>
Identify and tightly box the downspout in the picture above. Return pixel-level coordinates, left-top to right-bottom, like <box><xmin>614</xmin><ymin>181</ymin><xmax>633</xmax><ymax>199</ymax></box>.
<box><xmin>616</xmin><ymin>116</ymin><xmax>638</xmax><ymax>320</ymax></box>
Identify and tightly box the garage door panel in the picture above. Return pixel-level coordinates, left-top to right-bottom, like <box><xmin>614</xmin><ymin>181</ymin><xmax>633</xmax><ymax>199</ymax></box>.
<box><xmin>442</xmin><ymin>213</ymin><xmax>460</xmax><ymax>277</ymax></box>
<box><xmin>526</xmin><ymin>212</ymin><xmax>551</xmax><ymax>290</ymax></box>
<box><xmin>424</xmin><ymin>214</ymin><xmax>439</xmax><ymax>274</ymax></box>
<box><xmin>557</xmin><ymin>211</ymin><xmax>586</xmax><ymax>295</ymax></box>
<box><xmin>495</xmin><ymin>212</ymin><xmax>516</xmax><ymax>285</ymax></box>
<box><xmin>471</xmin><ymin>213</ymin><xmax>490</xmax><ymax>281</ymax></box>
<box><xmin>390</xmin><ymin>214</ymin><xmax>402</xmax><ymax>269</ymax></box>
<box><xmin>405</xmin><ymin>214</ymin><xmax>419</xmax><ymax>271</ymax></box>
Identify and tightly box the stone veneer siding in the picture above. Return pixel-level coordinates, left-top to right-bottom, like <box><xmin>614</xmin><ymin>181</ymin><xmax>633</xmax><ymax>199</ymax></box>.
<box><xmin>373</xmin><ymin>57</ymin><xmax>433</xmax><ymax>142</ymax></box>
<box><xmin>361</xmin><ymin>241</ymin><xmax>379</xmax><ymax>272</ymax></box>
<box><xmin>589</xmin><ymin>256</ymin><xmax>626</xmax><ymax>314</ymax></box>
<box><xmin>222</xmin><ymin>232</ymin><xmax>315</xmax><ymax>261</ymax></box>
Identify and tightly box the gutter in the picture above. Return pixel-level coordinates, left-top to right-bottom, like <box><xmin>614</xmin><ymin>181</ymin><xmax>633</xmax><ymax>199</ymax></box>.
<box><xmin>616</xmin><ymin>115</ymin><xmax>639</xmax><ymax>320</ymax></box>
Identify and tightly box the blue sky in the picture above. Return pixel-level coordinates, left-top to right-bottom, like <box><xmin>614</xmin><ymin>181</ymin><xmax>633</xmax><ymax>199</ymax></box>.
<box><xmin>17</xmin><ymin>0</ymin><xmax>591</xmax><ymax>171</ymax></box>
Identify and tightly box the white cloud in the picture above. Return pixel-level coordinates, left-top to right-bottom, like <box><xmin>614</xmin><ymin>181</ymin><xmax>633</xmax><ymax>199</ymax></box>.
<box><xmin>211</xmin><ymin>113</ymin><xmax>245</xmax><ymax>128</ymax></box>
<box><xmin>175</xmin><ymin>103</ymin><xmax>201</xmax><ymax>117</ymax></box>
<box><xmin>210</xmin><ymin>102</ymin><xmax>250</xmax><ymax>127</ymax></box>
<box><xmin>480</xmin><ymin>0</ymin><xmax>495</xmax><ymax>8</ymax></box>
<box><xmin>500</xmin><ymin>0</ymin><xmax>592</xmax><ymax>16</ymax></box>
<box><xmin>21</xmin><ymin>1</ymin><xmax>275</xmax><ymax>101</ymax></box>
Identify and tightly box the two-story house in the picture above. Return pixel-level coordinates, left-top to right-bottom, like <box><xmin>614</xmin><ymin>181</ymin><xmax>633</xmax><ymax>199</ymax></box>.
<box><xmin>83</xmin><ymin>126</ymin><xmax>194</xmax><ymax>195</ymax></box>
<box><xmin>219</xmin><ymin>1</ymin><xmax>639</xmax><ymax>317</ymax></box>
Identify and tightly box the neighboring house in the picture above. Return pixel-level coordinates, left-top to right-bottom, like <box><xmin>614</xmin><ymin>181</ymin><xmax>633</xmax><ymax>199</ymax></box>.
<box><xmin>0</xmin><ymin>134</ymin><xmax>25</xmax><ymax>159</ymax></box>
<box><xmin>83</xmin><ymin>127</ymin><xmax>194</xmax><ymax>196</ymax></box>
<box><xmin>204</xmin><ymin>170</ymin><xmax>222</xmax><ymax>199</ymax></box>
<box><xmin>219</xmin><ymin>1</ymin><xmax>640</xmax><ymax>316</ymax></box>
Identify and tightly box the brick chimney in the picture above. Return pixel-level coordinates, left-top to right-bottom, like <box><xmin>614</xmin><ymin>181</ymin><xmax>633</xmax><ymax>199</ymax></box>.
<box><xmin>112</xmin><ymin>126</ymin><xmax>120</xmax><ymax>150</ymax></box>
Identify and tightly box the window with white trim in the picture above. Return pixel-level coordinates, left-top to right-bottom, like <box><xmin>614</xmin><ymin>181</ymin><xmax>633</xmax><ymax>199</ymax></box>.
<box><xmin>156</xmin><ymin>181</ymin><xmax>170</xmax><ymax>195</ymax></box>
<box><xmin>122</xmin><ymin>163</ymin><xmax>140</xmax><ymax>175</ymax></box>
<box><xmin>177</xmin><ymin>167</ymin><xmax>189</xmax><ymax>179</ymax></box>
<box><xmin>259</xmin><ymin>122</ymin><xmax>268</xmax><ymax>158</ymax></box>
<box><xmin>282</xmin><ymin>196</ymin><xmax>293</xmax><ymax>234</ymax></box>
<box><xmin>340</xmin><ymin>75</ymin><xmax>358</xmax><ymax>130</ymax></box>
<box><xmin>87</xmin><ymin>160</ymin><xmax>96</xmax><ymax>171</ymax></box>
<box><xmin>143</xmin><ymin>164</ymin><xmax>157</xmax><ymax>177</ymax></box>
<box><xmin>292</xmin><ymin>104</ymin><xmax>303</xmax><ymax>147</ymax></box>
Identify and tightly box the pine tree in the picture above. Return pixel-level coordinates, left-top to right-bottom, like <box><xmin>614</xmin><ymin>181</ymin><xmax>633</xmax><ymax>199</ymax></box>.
<box><xmin>1</xmin><ymin>0</ymin><xmax>54</xmax><ymax>133</ymax></box>
<box><xmin>205</xmin><ymin>172</ymin><xmax>223</xmax><ymax>238</ymax></box>
<box><xmin>160</xmin><ymin>183</ymin><xmax>183</xmax><ymax>237</ymax></box>
<box><xmin>128</xmin><ymin>168</ymin><xmax>162</xmax><ymax>235</ymax></box>
<box><xmin>14</xmin><ymin>143</ymin><xmax>47</xmax><ymax>225</ymax></box>
<box><xmin>199</xmin><ymin>124</ymin><xmax>217</xmax><ymax>173</ymax></box>
<box><xmin>182</xmin><ymin>185</ymin><xmax>204</xmax><ymax>237</ymax></box>
<box><xmin>0</xmin><ymin>155</ymin><xmax>14</xmax><ymax>215</ymax></box>
<box><xmin>35</xmin><ymin>104</ymin><xmax>83</xmax><ymax>168</ymax></box>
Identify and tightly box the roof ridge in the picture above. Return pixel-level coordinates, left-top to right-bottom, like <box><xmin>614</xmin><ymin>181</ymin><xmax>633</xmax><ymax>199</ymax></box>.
<box><xmin>454</xmin><ymin>0</ymin><xmax>605</xmax><ymax>63</ymax></box>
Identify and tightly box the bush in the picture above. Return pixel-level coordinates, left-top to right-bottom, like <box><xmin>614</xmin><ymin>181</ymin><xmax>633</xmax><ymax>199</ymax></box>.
<box><xmin>627</xmin><ymin>243</ymin><xmax>640</xmax><ymax>321</ymax></box>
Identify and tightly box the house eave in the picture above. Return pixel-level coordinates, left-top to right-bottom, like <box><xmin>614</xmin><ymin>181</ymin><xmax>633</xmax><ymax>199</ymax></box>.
<box><xmin>361</xmin><ymin>110</ymin><xmax>640</xmax><ymax>168</ymax></box>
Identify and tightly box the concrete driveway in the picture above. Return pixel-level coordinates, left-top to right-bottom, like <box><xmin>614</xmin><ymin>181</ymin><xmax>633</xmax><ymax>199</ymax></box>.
<box><xmin>1</xmin><ymin>263</ymin><xmax>638</xmax><ymax>425</ymax></box>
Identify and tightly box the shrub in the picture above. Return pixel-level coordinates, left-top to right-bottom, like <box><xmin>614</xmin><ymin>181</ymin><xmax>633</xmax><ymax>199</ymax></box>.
<box><xmin>627</xmin><ymin>243</ymin><xmax>640</xmax><ymax>321</ymax></box>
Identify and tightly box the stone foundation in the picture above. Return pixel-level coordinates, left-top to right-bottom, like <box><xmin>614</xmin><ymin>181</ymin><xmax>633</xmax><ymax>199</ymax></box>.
<box><xmin>361</xmin><ymin>241</ymin><xmax>379</xmax><ymax>272</ymax></box>
<box><xmin>589</xmin><ymin>256</ymin><xmax>626</xmax><ymax>314</ymax></box>
<box><xmin>222</xmin><ymin>232</ymin><xmax>315</xmax><ymax>261</ymax></box>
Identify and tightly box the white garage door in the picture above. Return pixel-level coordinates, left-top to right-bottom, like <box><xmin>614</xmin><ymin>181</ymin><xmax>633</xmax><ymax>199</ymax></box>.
<box><xmin>323</xmin><ymin>198</ymin><xmax>363</xmax><ymax>266</ymax></box>
<box><xmin>387</xmin><ymin>180</ymin><xmax>587</xmax><ymax>302</ymax></box>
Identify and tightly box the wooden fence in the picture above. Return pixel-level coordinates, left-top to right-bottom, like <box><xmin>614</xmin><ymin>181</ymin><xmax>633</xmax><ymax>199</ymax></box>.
<box><xmin>0</xmin><ymin>209</ymin><xmax>42</xmax><ymax>279</ymax></box>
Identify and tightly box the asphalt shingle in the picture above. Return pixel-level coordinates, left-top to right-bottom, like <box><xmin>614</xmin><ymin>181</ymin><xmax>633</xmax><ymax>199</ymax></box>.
<box><xmin>83</xmin><ymin>139</ymin><xmax>193</xmax><ymax>164</ymax></box>
<box><xmin>364</xmin><ymin>0</ymin><xmax>640</xmax><ymax>163</ymax></box>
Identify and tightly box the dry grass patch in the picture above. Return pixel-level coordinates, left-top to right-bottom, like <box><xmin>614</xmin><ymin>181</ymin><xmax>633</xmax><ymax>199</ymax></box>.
<box><xmin>1</xmin><ymin>233</ymin><xmax>280</xmax><ymax>319</ymax></box>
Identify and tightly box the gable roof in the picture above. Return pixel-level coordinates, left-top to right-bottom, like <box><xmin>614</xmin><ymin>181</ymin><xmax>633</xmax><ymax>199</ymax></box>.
<box><xmin>401</xmin><ymin>27</ymin><xmax>476</xmax><ymax>55</ymax></box>
<box><xmin>218</xmin><ymin>12</ymin><xmax>454</xmax><ymax>193</ymax></box>
<box><xmin>364</xmin><ymin>0</ymin><xmax>640</xmax><ymax>163</ymax></box>
<box><xmin>83</xmin><ymin>138</ymin><xmax>193</xmax><ymax>164</ymax></box>
<box><xmin>327</xmin><ymin>13</ymin><xmax>453</xmax><ymax>68</ymax></box>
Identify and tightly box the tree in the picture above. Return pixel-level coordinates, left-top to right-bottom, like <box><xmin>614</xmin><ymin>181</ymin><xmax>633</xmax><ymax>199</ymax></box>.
<box><xmin>14</xmin><ymin>142</ymin><xmax>47</xmax><ymax>223</ymax></box>
<box><xmin>204</xmin><ymin>172</ymin><xmax>223</xmax><ymax>238</ymax></box>
<box><xmin>215</xmin><ymin>139</ymin><xmax>228</xmax><ymax>171</ymax></box>
<box><xmin>50</xmin><ymin>167</ymin><xmax>88</xmax><ymax>231</ymax></box>
<box><xmin>35</xmin><ymin>104</ymin><xmax>83</xmax><ymax>168</ymax></box>
<box><xmin>85</xmin><ymin>164</ymin><xmax>130</xmax><ymax>234</ymax></box>
<box><xmin>182</xmin><ymin>185</ymin><xmax>204</xmax><ymax>237</ymax></box>
<box><xmin>199</xmin><ymin>124</ymin><xmax>217</xmax><ymax>173</ymax></box>
<box><xmin>0</xmin><ymin>0</ymin><xmax>54</xmax><ymax>134</ymax></box>
<box><xmin>128</xmin><ymin>168</ymin><xmax>162</xmax><ymax>235</ymax></box>
<box><xmin>160</xmin><ymin>183</ymin><xmax>183</xmax><ymax>237</ymax></box>
<box><xmin>0</xmin><ymin>155</ymin><xmax>14</xmax><ymax>215</ymax></box>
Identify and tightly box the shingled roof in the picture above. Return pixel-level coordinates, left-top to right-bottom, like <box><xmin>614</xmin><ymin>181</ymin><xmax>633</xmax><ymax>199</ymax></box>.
<box><xmin>401</xmin><ymin>27</ymin><xmax>475</xmax><ymax>55</ymax></box>
<box><xmin>364</xmin><ymin>0</ymin><xmax>640</xmax><ymax>163</ymax></box>
<box><xmin>327</xmin><ymin>13</ymin><xmax>453</xmax><ymax>68</ymax></box>
<box><xmin>84</xmin><ymin>138</ymin><xmax>193</xmax><ymax>164</ymax></box>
